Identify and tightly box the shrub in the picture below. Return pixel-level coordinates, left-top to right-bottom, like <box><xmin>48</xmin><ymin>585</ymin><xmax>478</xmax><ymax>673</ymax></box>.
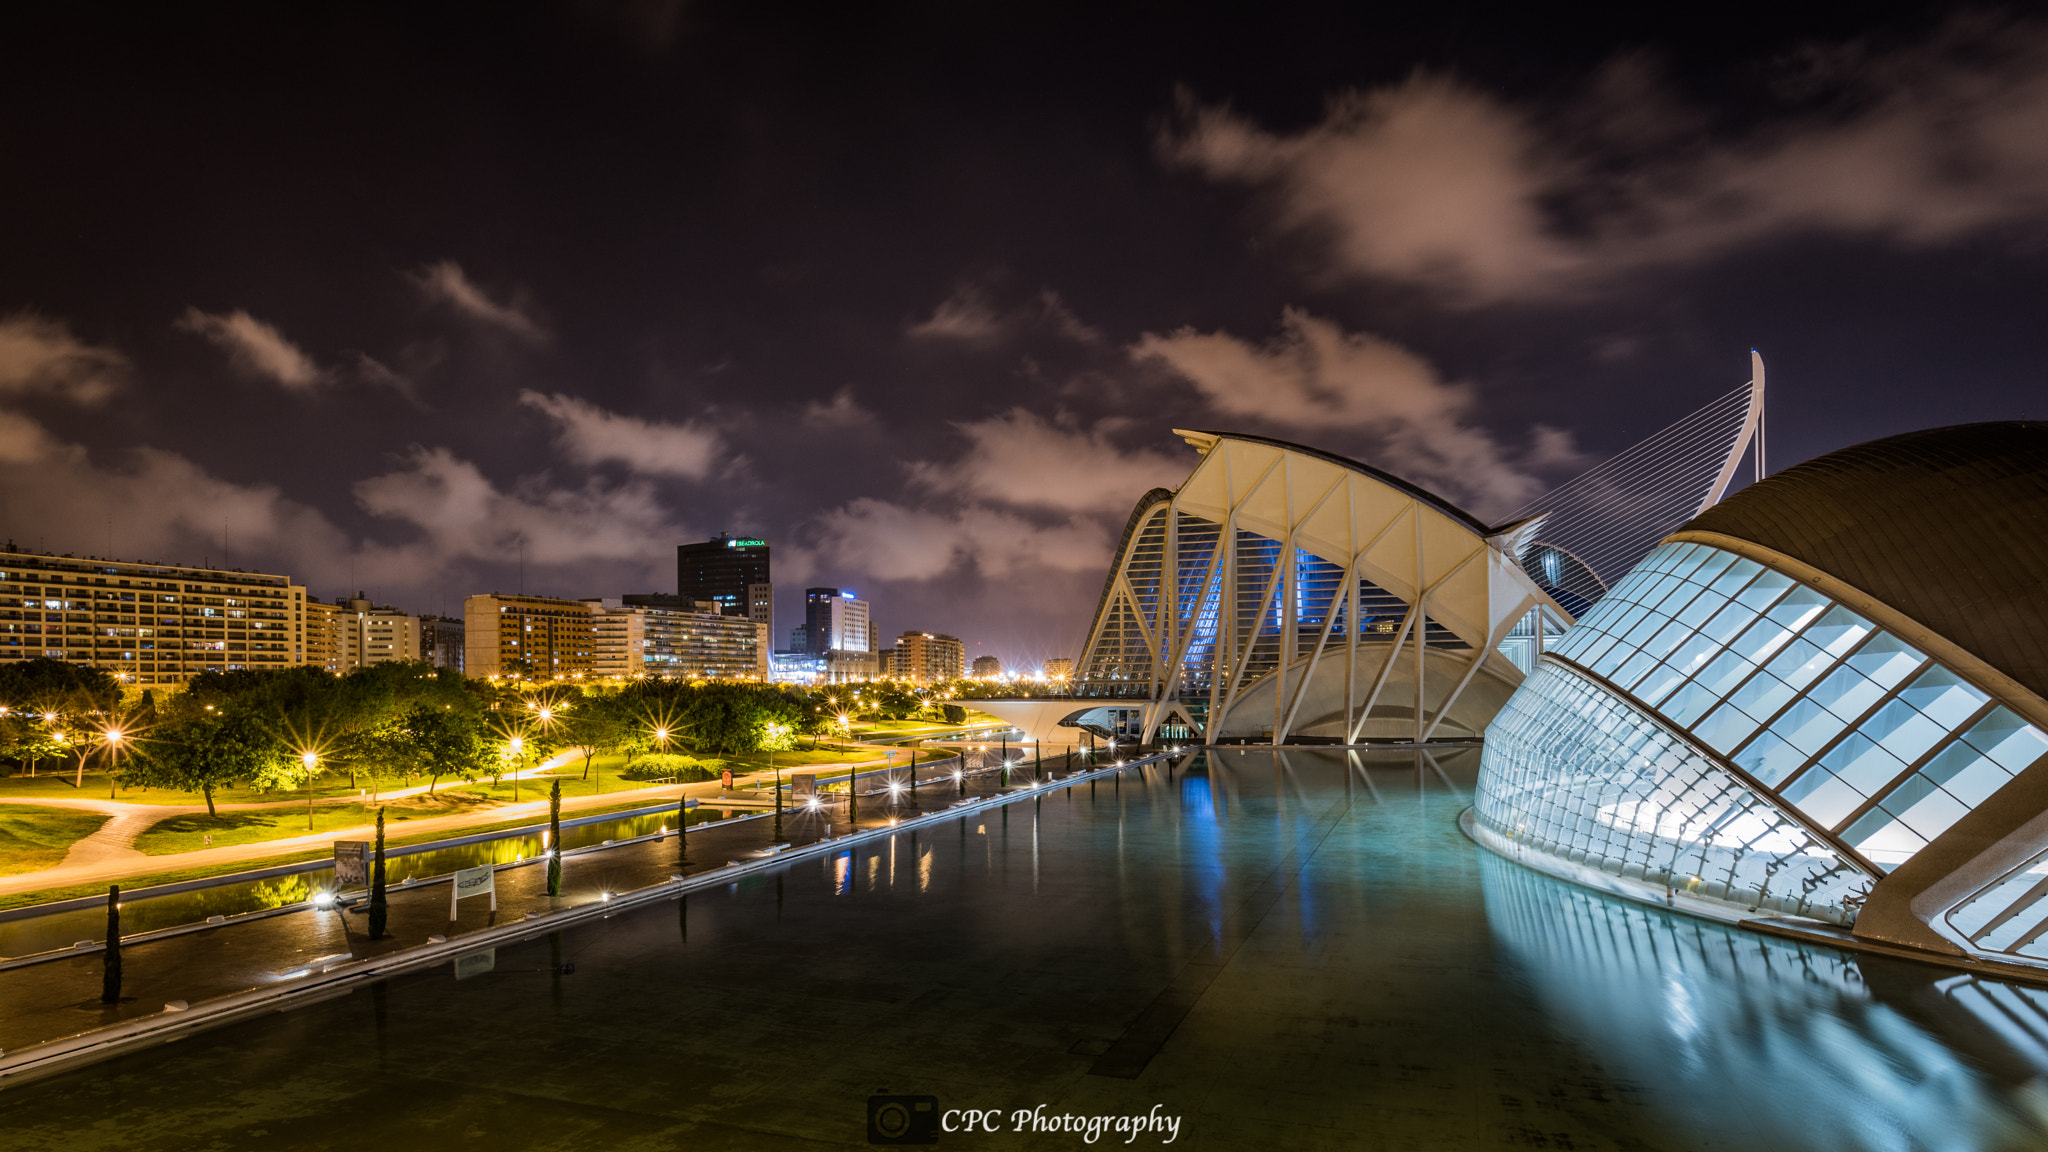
<box><xmin>619</xmin><ymin>752</ymin><xmax>718</xmax><ymax>783</ymax></box>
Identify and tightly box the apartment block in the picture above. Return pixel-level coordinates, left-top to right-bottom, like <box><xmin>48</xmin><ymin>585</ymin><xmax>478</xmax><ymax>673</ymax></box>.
<box><xmin>0</xmin><ymin>550</ymin><xmax>304</xmax><ymax>685</ymax></box>
<box><xmin>585</xmin><ymin>598</ymin><xmax>769</xmax><ymax>680</ymax></box>
<box><xmin>893</xmin><ymin>631</ymin><xmax>965</xmax><ymax>685</ymax></box>
<box><xmin>464</xmin><ymin>593</ymin><xmax>596</xmax><ymax>679</ymax></box>
<box><xmin>419</xmin><ymin>614</ymin><xmax>465</xmax><ymax>673</ymax></box>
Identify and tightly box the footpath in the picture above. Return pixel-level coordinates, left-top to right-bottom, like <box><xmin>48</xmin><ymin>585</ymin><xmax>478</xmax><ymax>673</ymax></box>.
<box><xmin>0</xmin><ymin>746</ymin><xmax>925</xmax><ymax>900</ymax></box>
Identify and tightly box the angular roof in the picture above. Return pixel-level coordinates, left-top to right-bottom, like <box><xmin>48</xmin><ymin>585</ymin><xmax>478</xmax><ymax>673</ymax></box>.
<box><xmin>1682</xmin><ymin>421</ymin><xmax>2048</xmax><ymax>703</ymax></box>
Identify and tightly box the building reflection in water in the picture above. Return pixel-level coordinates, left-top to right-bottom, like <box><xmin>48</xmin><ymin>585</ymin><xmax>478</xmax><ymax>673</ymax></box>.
<box><xmin>1483</xmin><ymin>852</ymin><xmax>2048</xmax><ymax>1149</ymax></box>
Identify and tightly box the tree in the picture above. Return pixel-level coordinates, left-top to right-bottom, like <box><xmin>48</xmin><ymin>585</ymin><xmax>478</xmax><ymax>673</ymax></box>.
<box><xmin>368</xmin><ymin>808</ymin><xmax>388</xmax><ymax>939</ymax></box>
<box><xmin>128</xmin><ymin>710</ymin><xmax>284</xmax><ymax>816</ymax></box>
<box><xmin>546</xmin><ymin>779</ymin><xmax>563</xmax><ymax>897</ymax></box>
<box><xmin>559</xmin><ymin>693</ymin><xmax>632</xmax><ymax>781</ymax></box>
<box><xmin>394</xmin><ymin>702</ymin><xmax>491</xmax><ymax>793</ymax></box>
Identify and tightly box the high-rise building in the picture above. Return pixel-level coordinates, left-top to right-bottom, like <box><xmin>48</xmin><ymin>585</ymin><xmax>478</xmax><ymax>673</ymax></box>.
<box><xmin>419</xmin><ymin>614</ymin><xmax>465</xmax><ymax>673</ymax></box>
<box><xmin>678</xmin><ymin>534</ymin><xmax>770</xmax><ymax>617</ymax></box>
<box><xmin>464</xmin><ymin>593</ymin><xmax>596</xmax><ymax>679</ymax></box>
<box><xmin>972</xmin><ymin>655</ymin><xmax>1002</xmax><ymax>678</ymax></box>
<box><xmin>585</xmin><ymin>598</ymin><xmax>769</xmax><ymax>680</ymax></box>
<box><xmin>895</xmin><ymin>631</ymin><xmax>965</xmax><ymax>685</ymax></box>
<box><xmin>0</xmin><ymin>549</ymin><xmax>305</xmax><ymax>685</ymax></box>
<box><xmin>804</xmin><ymin>587</ymin><xmax>870</xmax><ymax>655</ymax></box>
<box><xmin>788</xmin><ymin>624</ymin><xmax>807</xmax><ymax>653</ymax></box>
<box><xmin>748</xmin><ymin>582</ymin><xmax>774</xmax><ymax>636</ymax></box>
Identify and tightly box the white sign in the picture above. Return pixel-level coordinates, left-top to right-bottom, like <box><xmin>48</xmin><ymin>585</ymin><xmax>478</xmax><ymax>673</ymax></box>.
<box><xmin>454</xmin><ymin>948</ymin><xmax>496</xmax><ymax>980</ymax></box>
<box><xmin>450</xmin><ymin>864</ymin><xmax>497</xmax><ymax>920</ymax></box>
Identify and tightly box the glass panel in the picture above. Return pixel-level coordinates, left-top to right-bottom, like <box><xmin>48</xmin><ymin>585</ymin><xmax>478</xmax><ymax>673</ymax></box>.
<box><xmin>1686</xmin><ymin>547</ymin><xmax>1740</xmax><ymax>588</ymax></box>
<box><xmin>1897</xmin><ymin>666</ymin><xmax>1989</xmax><ymax>729</ymax></box>
<box><xmin>1664</xmin><ymin>629</ymin><xmax>1724</xmax><ymax>679</ymax></box>
<box><xmin>1707</xmin><ymin>556</ymin><xmax>1763</xmax><ymax>596</ymax></box>
<box><xmin>1807</xmin><ymin>665</ymin><xmax>1886</xmax><ymax>723</ymax></box>
<box><xmin>1698</xmin><ymin>599</ymin><xmax>1761</xmax><ymax>648</ymax></box>
<box><xmin>1660</xmin><ymin>680</ymin><xmax>1723</xmax><ymax>728</ymax></box>
<box><xmin>1961</xmin><ymin>708</ymin><xmax>2048</xmax><ymax>773</ymax></box>
<box><xmin>1764</xmin><ymin>636</ymin><xmax>1833</xmax><ymax>695</ymax></box>
<box><xmin>1620</xmin><ymin>609</ymin><xmax>1673</xmax><ymax>650</ymax></box>
<box><xmin>1841</xmin><ymin>633</ymin><xmax>1924</xmax><ymax>691</ymax></box>
<box><xmin>1770</xmin><ymin>696</ymin><xmax>1856</xmax><ymax>757</ymax></box>
<box><xmin>1692</xmin><ymin>646</ymin><xmax>1759</xmax><ymax>700</ymax></box>
<box><xmin>1860</xmin><ymin>698</ymin><xmax>1948</xmax><ymax>765</ymax></box>
<box><xmin>1726</xmin><ymin>671</ymin><xmax>1799</xmax><ymax>727</ymax></box>
<box><xmin>1764</xmin><ymin>586</ymin><xmax>1829</xmax><ymax>633</ymax></box>
<box><xmin>1842</xmin><ymin>810</ymin><xmax>1927</xmax><ymax>869</ymax></box>
<box><xmin>1672</xmin><ymin>589</ymin><xmax>1728</xmax><ymax>631</ymax></box>
<box><xmin>1733</xmin><ymin>728</ymin><xmax>1809</xmax><ymax>787</ymax></box>
<box><xmin>1725</xmin><ymin>612</ymin><xmax>1800</xmax><ymax>666</ymax></box>
<box><xmin>1892</xmin><ymin>785</ymin><xmax>1972</xmax><ymax>842</ymax></box>
<box><xmin>1611</xmin><ymin>648</ymin><xmax>1663</xmax><ymax>692</ymax></box>
<box><xmin>1698</xmin><ymin>701</ymin><xmax>1767</xmax><ymax>756</ymax></box>
<box><xmin>1641</xmin><ymin>618</ymin><xmax>1698</xmax><ymax>663</ymax></box>
<box><xmin>1918</xmin><ymin>742</ymin><xmax>2011</xmax><ymax>808</ymax></box>
<box><xmin>1803</xmin><ymin>605</ymin><xmax>1874</xmax><ymax>657</ymax></box>
<box><xmin>1778</xmin><ymin>768</ymin><xmax>1864</xmax><ymax>827</ymax></box>
<box><xmin>1734</xmin><ymin>569</ymin><xmax>1794</xmax><ymax>612</ymax></box>
<box><xmin>1633</xmin><ymin>660</ymin><xmax>1687</xmax><ymax>706</ymax></box>
<box><xmin>1814</xmin><ymin>733</ymin><xmax>1906</xmax><ymax>798</ymax></box>
<box><xmin>1663</xmin><ymin>544</ymin><xmax>1713</xmax><ymax>582</ymax></box>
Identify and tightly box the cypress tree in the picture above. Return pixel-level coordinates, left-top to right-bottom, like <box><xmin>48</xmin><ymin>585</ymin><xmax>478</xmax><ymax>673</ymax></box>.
<box><xmin>368</xmin><ymin>807</ymin><xmax>389</xmax><ymax>939</ymax></box>
<box><xmin>100</xmin><ymin>884</ymin><xmax>121</xmax><ymax>1004</ymax></box>
<box><xmin>547</xmin><ymin>779</ymin><xmax>563</xmax><ymax>896</ymax></box>
<box><xmin>676</xmin><ymin>792</ymin><xmax>688</xmax><ymax>869</ymax></box>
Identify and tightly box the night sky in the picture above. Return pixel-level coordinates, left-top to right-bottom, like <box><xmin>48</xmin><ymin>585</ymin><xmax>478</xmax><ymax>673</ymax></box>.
<box><xmin>3</xmin><ymin>2</ymin><xmax>2044</xmax><ymax>669</ymax></box>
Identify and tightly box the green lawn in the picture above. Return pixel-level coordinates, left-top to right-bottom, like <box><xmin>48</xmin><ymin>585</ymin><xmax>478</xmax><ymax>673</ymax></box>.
<box><xmin>0</xmin><ymin>804</ymin><xmax>108</xmax><ymax>876</ymax></box>
<box><xmin>0</xmin><ymin>771</ymin><xmax>320</xmax><ymax>807</ymax></box>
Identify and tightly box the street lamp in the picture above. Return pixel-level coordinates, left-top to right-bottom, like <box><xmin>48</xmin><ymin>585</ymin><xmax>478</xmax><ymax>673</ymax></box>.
<box><xmin>103</xmin><ymin>728</ymin><xmax>125</xmax><ymax>799</ymax></box>
<box><xmin>507</xmin><ymin>734</ymin><xmax>526</xmax><ymax>802</ymax></box>
<box><xmin>301</xmin><ymin>750</ymin><xmax>319</xmax><ymax>831</ymax></box>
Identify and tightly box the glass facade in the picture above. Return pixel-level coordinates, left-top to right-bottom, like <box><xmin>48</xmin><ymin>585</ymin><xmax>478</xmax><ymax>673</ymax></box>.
<box><xmin>1476</xmin><ymin>661</ymin><xmax>1874</xmax><ymax>924</ymax></box>
<box><xmin>1479</xmin><ymin>538</ymin><xmax>2048</xmax><ymax>936</ymax></box>
<box><xmin>1532</xmin><ymin>542</ymin><xmax>2048</xmax><ymax>871</ymax></box>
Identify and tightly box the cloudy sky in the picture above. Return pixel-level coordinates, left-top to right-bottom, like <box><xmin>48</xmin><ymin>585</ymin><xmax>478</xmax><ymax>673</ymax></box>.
<box><xmin>3</xmin><ymin>3</ymin><xmax>2045</xmax><ymax>669</ymax></box>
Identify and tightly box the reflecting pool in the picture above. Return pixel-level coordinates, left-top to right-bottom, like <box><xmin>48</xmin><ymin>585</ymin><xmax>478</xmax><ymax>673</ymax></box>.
<box><xmin>3</xmin><ymin>749</ymin><xmax>2047</xmax><ymax>1150</ymax></box>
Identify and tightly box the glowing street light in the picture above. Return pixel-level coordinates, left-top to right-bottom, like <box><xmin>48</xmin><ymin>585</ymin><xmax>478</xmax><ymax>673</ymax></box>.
<box><xmin>300</xmin><ymin>749</ymin><xmax>320</xmax><ymax>831</ymax></box>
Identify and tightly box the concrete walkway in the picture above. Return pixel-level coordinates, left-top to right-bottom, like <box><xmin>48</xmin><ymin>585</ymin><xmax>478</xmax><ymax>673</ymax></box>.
<box><xmin>0</xmin><ymin>746</ymin><xmax>930</xmax><ymax>899</ymax></box>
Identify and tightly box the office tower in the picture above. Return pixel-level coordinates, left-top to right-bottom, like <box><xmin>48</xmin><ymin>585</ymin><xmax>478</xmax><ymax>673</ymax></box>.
<box><xmin>972</xmin><ymin>655</ymin><xmax>1002</xmax><ymax>677</ymax></box>
<box><xmin>804</xmin><ymin>587</ymin><xmax>870</xmax><ymax>655</ymax></box>
<box><xmin>677</xmin><ymin>534</ymin><xmax>770</xmax><ymax>617</ymax></box>
<box><xmin>748</xmin><ymin>582</ymin><xmax>773</xmax><ymax>635</ymax></box>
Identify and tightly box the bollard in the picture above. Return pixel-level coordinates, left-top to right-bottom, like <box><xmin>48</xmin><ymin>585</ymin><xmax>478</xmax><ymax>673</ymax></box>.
<box><xmin>101</xmin><ymin>885</ymin><xmax>121</xmax><ymax>1004</ymax></box>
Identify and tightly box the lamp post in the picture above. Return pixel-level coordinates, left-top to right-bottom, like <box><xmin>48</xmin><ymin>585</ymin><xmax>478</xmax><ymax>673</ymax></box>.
<box><xmin>301</xmin><ymin>750</ymin><xmax>319</xmax><ymax>832</ymax></box>
<box><xmin>507</xmin><ymin>735</ymin><xmax>526</xmax><ymax>803</ymax></box>
<box><xmin>102</xmin><ymin>728</ymin><xmax>125</xmax><ymax>800</ymax></box>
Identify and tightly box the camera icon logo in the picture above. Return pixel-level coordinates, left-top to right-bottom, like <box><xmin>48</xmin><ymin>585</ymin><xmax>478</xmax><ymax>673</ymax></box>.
<box><xmin>867</xmin><ymin>1092</ymin><xmax>939</xmax><ymax>1144</ymax></box>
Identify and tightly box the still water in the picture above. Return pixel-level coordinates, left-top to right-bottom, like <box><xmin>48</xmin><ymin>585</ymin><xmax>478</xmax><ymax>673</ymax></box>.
<box><xmin>3</xmin><ymin>749</ymin><xmax>2047</xmax><ymax>1150</ymax></box>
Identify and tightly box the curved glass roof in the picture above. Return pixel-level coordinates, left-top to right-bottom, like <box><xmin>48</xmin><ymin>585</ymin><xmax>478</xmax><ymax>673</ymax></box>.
<box><xmin>1683</xmin><ymin>421</ymin><xmax>2048</xmax><ymax>705</ymax></box>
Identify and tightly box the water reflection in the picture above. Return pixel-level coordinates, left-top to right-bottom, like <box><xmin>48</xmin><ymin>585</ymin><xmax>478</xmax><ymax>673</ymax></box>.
<box><xmin>1482</xmin><ymin>851</ymin><xmax>2048</xmax><ymax>1150</ymax></box>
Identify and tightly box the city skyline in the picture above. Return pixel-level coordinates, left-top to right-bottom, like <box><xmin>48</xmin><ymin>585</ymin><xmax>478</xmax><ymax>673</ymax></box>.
<box><xmin>5</xmin><ymin>5</ymin><xmax>2048</xmax><ymax>675</ymax></box>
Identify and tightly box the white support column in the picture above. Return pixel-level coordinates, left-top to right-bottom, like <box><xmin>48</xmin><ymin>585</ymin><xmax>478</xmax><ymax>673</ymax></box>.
<box><xmin>1420</xmin><ymin>593</ymin><xmax>1533</xmax><ymax>741</ymax></box>
<box><xmin>1413</xmin><ymin>510</ymin><xmax>1427</xmax><ymax>743</ymax></box>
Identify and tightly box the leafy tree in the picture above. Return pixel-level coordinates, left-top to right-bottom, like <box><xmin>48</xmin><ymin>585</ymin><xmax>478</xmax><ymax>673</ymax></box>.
<box><xmin>392</xmin><ymin>702</ymin><xmax>491</xmax><ymax>793</ymax></box>
<box><xmin>128</xmin><ymin>710</ymin><xmax>287</xmax><ymax>816</ymax></box>
<box><xmin>558</xmin><ymin>692</ymin><xmax>634</xmax><ymax>781</ymax></box>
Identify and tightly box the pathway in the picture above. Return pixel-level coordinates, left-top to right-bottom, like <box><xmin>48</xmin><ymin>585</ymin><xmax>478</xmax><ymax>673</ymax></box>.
<box><xmin>0</xmin><ymin>745</ymin><xmax>933</xmax><ymax>898</ymax></box>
